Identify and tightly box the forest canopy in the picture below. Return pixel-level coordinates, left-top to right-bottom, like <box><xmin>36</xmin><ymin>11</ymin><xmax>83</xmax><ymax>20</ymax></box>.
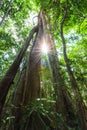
<box><xmin>0</xmin><ymin>0</ymin><xmax>87</xmax><ymax>130</ymax></box>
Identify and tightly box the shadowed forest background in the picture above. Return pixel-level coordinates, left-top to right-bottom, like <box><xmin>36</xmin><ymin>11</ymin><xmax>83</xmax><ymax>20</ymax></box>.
<box><xmin>0</xmin><ymin>0</ymin><xmax>87</xmax><ymax>130</ymax></box>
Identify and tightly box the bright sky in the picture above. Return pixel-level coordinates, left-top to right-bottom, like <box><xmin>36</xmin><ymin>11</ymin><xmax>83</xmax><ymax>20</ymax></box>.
<box><xmin>41</xmin><ymin>43</ymin><xmax>48</xmax><ymax>54</ymax></box>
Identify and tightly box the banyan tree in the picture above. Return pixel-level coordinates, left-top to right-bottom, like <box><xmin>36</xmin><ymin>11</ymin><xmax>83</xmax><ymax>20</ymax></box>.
<box><xmin>0</xmin><ymin>4</ymin><xmax>87</xmax><ymax>130</ymax></box>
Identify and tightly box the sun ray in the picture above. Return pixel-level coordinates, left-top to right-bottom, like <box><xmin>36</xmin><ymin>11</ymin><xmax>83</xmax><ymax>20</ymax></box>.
<box><xmin>41</xmin><ymin>43</ymin><xmax>48</xmax><ymax>54</ymax></box>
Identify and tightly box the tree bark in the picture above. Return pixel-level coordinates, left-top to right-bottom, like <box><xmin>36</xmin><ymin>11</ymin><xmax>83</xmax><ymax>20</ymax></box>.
<box><xmin>0</xmin><ymin>26</ymin><xmax>38</xmax><ymax>118</ymax></box>
<box><xmin>60</xmin><ymin>9</ymin><xmax>87</xmax><ymax>130</ymax></box>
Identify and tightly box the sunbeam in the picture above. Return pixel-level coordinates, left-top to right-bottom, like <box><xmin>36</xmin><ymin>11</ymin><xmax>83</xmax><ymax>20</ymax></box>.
<box><xmin>41</xmin><ymin>42</ymin><xmax>48</xmax><ymax>54</ymax></box>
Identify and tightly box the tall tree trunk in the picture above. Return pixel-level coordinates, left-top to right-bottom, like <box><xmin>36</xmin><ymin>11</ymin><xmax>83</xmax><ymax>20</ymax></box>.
<box><xmin>4</xmin><ymin>14</ymin><xmax>43</xmax><ymax>130</ymax></box>
<box><xmin>0</xmin><ymin>26</ymin><xmax>38</xmax><ymax>118</ymax></box>
<box><xmin>41</xmin><ymin>11</ymin><xmax>76</xmax><ymax>129</ymax></box>
<box><xmin>23</xmin><ymin>13</ymin><xmax>43</xmax><ymax>105</ymax></box>
<box><xmin>23</xmin><ymin>29</ymin><xmax>42</xmax><ymax>104</ymax></box>
<box><xmin>60</xmin><ymin>9</ymin><xmax>87</xmax><ymax>130</ymax></box>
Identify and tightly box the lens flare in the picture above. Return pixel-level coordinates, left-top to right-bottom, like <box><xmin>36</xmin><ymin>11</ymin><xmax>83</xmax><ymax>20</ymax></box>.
<box><xmin>41</xmin><ymin>43</ymin><xmax>48</xmax><ymax>54</ymax></box>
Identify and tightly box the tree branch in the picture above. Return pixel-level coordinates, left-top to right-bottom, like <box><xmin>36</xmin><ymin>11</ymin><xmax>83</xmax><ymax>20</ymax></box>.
<box><xmin>0</xmin><ymin>0</ymin><xmax>12</xmax><ymax>26</ymax></box>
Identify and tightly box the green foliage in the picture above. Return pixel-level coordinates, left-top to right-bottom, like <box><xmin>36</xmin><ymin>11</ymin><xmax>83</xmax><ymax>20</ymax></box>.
<box><xmin>20</xmin><ymin>99</ymin><xmax>72</xmax><ymax>130</ymax></box>
<box><xmin>0</xmin><ymin>0</ymin><xmax>87</xmax><ymax>129</ymax></box>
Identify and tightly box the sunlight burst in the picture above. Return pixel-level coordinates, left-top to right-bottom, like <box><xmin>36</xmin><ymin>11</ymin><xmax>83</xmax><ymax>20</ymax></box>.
<box><xmin>41</xmin><ymin>43</ymin><xmax>48</xmax><ymax>54</ymax></box>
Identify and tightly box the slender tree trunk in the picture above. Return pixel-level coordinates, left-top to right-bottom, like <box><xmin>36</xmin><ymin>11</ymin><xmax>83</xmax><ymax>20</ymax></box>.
<box><xmin>60</xmin><ymin>10</ymin><xmax>87</xmax><ymax>130</ymax></box>
<box><xmin>0</xmin><ymin>0</ymin><xmax>12</xmax><ymax>26</ymax></box>
<box><xmin>0</xmin><ymin>26</ymin><xmax>38</xmax><ymax>118</ymax></box>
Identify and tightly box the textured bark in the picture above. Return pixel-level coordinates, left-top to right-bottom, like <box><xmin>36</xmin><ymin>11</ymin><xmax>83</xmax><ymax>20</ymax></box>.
<box><xmin>0</xmin><ymin>26</ymin><xmax>38</xmax><ymax>118</ymax></box>
<box><xmin>60</xmin><ymin>9</ymin><xmax>87</xmax><ymax>130</ymax></box>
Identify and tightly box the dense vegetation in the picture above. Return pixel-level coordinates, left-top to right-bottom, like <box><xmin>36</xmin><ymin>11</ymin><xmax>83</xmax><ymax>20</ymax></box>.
<box><xmin>0</xmin><ymin>0</ymin><xmax>87</xmax><ymax>130</ymax></box>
